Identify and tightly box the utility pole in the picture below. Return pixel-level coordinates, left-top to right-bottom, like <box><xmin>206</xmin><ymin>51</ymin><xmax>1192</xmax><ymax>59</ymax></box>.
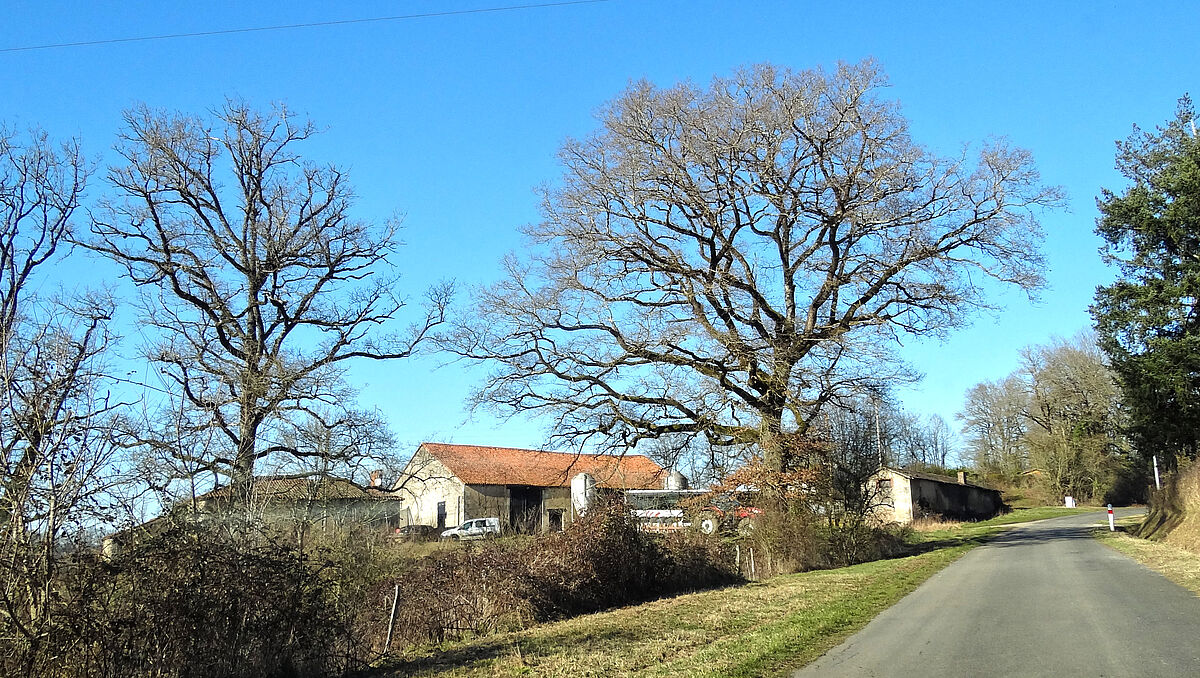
<box><xmin>872</xmin><ymin>391</ymin><xmax>884</xmax><ymax>468</ymax></box>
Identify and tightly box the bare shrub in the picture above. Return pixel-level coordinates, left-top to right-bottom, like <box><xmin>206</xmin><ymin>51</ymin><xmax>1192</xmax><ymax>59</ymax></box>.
<box><xmin>823</xmin><ymin>523</ymin><xmax>907</xmax><ymax>567</ymax></box>
<box><xmin>704</xmin><ymin>454</ymin><xmax>910</xmax><ymax>576</ymax></box>
<box><xmin>526</xmin><ymin>498</ymin><xmax>737</xmax><ymax>617</ymax></box>
<box><xmin>29</xmin><ymin>520</ymin><xmax>368</xmax><ymax>678</ymax></box>
<box><xmin>384</xmin><ymin>544</ymin><xmax>535</xmax><ymax>648</ymax></box>
<box><xmin>380</xmin><ymin>499</ymin><xmax>739</xmax><ymax>650</ymax></box>
<box><xmin>524</xmin><ymin>496</ymin><xmax>662</xmax><ymax>618</ymax></box>
<box><xmin>656</xmin><ymin>530</ymin><xmax>737</xmax><ymax>592</ymax></box>
<box><xmin>753</xmin><ymin>512</ymin><xmax>828</xmax><ymax>576</ymax></box>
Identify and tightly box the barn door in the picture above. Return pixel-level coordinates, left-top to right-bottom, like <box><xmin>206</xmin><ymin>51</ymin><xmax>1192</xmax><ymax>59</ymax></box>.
<box><xmin>508</xmin><ymin>486</ymin><xmax>542</xmax><ymax>533</ymax></box>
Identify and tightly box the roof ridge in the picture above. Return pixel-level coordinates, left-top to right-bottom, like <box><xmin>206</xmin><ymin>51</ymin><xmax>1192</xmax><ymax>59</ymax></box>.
<box><xmin>421</xmin><ymin>441</ymin><xmax>653</xmax><ymax>458</ymax></box>
<box><xmin>415</xmin><ymin>442</ymin><xmax>665</xmax><ymax>489</ymax></box>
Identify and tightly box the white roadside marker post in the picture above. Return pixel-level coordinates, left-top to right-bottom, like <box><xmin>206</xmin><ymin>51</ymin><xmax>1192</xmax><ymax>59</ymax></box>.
<box><xmin>1108</xmin><ymin>504</ymin><xmax>1115</xmax><ymax>532</ymax></box>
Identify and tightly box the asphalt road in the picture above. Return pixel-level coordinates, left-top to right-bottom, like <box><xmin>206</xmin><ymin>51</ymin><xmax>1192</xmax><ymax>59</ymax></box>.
<box><xmin>792</xmin><ymin>509</ymin><xmax>1200</xmax><ymax>678</ymax></box>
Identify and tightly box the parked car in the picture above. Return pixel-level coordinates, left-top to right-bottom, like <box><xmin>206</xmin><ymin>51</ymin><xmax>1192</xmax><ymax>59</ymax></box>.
<box><xmin>440</xmin><ymin>517</ymin><xmax>501</xmax><ymax>541</ymax></box>
<box><xmin>396</xmin><ymin>524</ymin><xmax>440</xmax><ymax>541</ymax></box>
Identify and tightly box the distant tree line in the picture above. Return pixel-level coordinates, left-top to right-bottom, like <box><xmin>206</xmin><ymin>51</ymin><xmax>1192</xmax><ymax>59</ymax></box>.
<box><xmin>957</xmin><ymin>333</ymin><xmax>1136</xmax><ymax>503</ymax></box>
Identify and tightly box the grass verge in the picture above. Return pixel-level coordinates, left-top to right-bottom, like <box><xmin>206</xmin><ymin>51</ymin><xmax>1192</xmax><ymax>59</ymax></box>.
<box><xmin>366</xmin><ymin>508</ymin><xmax>1095</xmax><ymax>677</ymax></box>
<box><xmin>1096</xmin><ymin>519</ymin><xmax>1200</xmax><ymax>597</ymax></box>
<box><xmin>978</xmin><ymin>505</ymin><xmax>1097</xmax><ymax>526</ymax></box>
<box><xmin>365</xmin><ymin>527</ymin><xmax>1013</xmax><ymax>677</ymax></box>
<box><xmin>907</xmin><ymin>506</ymin><xmax>1096</xmax><ymax>547</ymax></box>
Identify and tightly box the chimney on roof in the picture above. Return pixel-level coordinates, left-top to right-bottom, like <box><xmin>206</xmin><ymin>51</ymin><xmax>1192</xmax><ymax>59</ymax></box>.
<box><xmin>957</xmin><ymin>471</ymin><xmax>968</xmax><ymax>485</ymax></box>
<box><xmin>370</xmin><ymin>470</ymin><xmax>384</xmax><ymax>487</ymax></box>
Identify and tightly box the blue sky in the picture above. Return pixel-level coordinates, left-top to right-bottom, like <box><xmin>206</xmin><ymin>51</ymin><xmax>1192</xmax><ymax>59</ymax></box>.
<box><xmin>4</xmin><ymin>0</ymin><xmax>1197</xmax><ymax>459</ymax></box>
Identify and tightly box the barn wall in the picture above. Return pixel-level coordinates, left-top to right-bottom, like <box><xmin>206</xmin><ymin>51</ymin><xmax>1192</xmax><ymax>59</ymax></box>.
<box><xmin>872</xmin><ymin>469</ymin><xmax>914</xmax><ymax>524</ymax></box>
<box><xmin>910</xmin><ymin>478</ymin><xmax>1002</xmax><ymax>520</ymax></box>
<box><xmin>395</xmin><ymin>450</ymin><xmax>466</xmax><ymax>527</ymax></box>
<box><xmin>465</xmin><ymin>484</ymin><xmax>509</xmax><ymax>522</ymax></box>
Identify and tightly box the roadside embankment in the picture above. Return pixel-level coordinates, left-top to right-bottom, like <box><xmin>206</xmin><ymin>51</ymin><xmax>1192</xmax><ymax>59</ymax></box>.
<box><xmin>1135</xmin><ymin>461</ymin><xmax>1200</xmax><ymax>552</ymax></box>
<box><xmin>1096</xmin><ymin>462</ymin><xmax>1200</xmax><ymax>597</ymax></box>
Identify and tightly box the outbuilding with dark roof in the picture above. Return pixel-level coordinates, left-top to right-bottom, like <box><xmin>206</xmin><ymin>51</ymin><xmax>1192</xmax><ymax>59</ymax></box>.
<box><xmin>872</xmin><ymin>467</ymin><xmax>1004</xmax><ymax>524</ymax></box>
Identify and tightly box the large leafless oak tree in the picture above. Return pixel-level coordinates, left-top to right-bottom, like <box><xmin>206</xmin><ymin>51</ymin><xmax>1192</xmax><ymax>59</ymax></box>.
<box><xmin>90</xmin><ymin>102</ymin><xmax>450</xmax><ymax>489</ymax></box>
<box><xmin>451</xmin><ymin>61</ymin><xmax>1063</xmax><ymax>470</ymax></box>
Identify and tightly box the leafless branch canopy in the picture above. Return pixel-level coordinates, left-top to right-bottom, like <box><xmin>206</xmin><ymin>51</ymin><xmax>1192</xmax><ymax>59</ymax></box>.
<box><xmin>1</xmin><ymin>127</ymin><xmax>132</xmax><ymax>659</ymax></box>
<box><xmin>89</xmin><ymin>102</ymin><xmax>450</xmax><ymax>483</ymax></box>
<box><xmin>0</xmin><ymin>127</ymin><xmax>85</xmax><ymax>338</ymax></box>
<box><xmin>451</xmin><ymin>61</ymin><xmax>1063</xmax><ymax>468</ymax></box>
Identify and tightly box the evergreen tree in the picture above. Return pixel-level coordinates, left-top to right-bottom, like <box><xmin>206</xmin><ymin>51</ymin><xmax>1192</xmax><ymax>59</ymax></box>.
<box><xmin>1092</xmin><ymin>96</ymin><xmax>1200</xmax><ymax>468</ymax></box>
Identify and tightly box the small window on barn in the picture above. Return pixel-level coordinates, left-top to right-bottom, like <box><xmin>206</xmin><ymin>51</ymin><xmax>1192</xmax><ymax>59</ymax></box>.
<box><xmin>876</xmin><ymin>478</ymin><xmax>893</xmax><ymax>491</ymax></box>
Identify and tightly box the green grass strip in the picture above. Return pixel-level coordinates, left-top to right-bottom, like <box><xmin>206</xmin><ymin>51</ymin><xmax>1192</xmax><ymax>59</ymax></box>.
<box><xmin>370</xmin><ymin>543</ymin><xmax>978</xmax><ymax>677</ymax></box>
<box><xmin>366</xmin><ymin>509</ymin><xmax>1102</xmax><ymax>677</ymax></box>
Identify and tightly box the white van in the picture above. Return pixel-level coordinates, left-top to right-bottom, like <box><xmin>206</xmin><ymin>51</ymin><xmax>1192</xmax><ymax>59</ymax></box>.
<box><xmin>440</xmin><ymin>517</ymin><xmax>501</xmax><ymax>541</ymax></box>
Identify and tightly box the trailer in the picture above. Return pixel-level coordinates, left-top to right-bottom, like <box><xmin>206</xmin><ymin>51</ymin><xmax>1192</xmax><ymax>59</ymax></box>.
<box><xmin>572</xmin><ymin>471</ymin><xmax>762</xmax><ymax>535</ymax></box>
<box><xmin>625</xmin><ymin>488</ymin><xmax>710</xmax><ymax>533</ymax></box>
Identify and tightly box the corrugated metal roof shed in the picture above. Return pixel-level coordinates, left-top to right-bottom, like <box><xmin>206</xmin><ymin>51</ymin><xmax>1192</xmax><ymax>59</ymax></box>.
<box><xmin>200</xmin><ymin>475</ymin><xmax>402</xmax><ymax>501</ymax></box>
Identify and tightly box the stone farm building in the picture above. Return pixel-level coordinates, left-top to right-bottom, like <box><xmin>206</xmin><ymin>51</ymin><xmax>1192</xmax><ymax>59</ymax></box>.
<box><xmin>394</xmin><ymin>442</ymin><xmax>667</xmax><ymax>533</ymax></box>
<box><xmin>103</xmin><ymin>474</ymin><xmax>405</xmax><ymax>557</ymax></box>
<box><xmin>191</xmin><ymin>474</ymin><xmax>406</xmax><ymax>529</ymax></box>
<box><xmin>872</xmin><ymin>467</ymin><xmax>1004</xmax><ymax>524</ymax></box>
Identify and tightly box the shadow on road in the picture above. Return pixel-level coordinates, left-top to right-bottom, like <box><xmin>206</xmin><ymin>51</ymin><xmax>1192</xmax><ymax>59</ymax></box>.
<box><xmin>985</xmin><ymin>524</ymin><xmax>1096</xmax><ymax>547</ymax></box>
<box><xmin>897</xmin><ymin>532</ymin><xmax>993</xmax><ymax>557</ymax></box>
<box><xmin>899</xmin><ymin>514</ymin><xmax>1123</xmax><ymax>557</ymax></box>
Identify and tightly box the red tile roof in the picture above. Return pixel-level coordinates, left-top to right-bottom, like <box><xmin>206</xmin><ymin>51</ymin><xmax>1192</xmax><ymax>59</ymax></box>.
<box><xmin>419</xmin><ymin>443</ymin><xmax>666</xmax><ymax>489</ymax></box>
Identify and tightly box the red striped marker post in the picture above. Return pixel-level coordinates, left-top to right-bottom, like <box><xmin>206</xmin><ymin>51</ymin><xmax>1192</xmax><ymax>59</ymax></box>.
<box><xmin>1108</xmin><ymin>504</ymin><xmax>1115</xmax><ymax>531</ymax></box>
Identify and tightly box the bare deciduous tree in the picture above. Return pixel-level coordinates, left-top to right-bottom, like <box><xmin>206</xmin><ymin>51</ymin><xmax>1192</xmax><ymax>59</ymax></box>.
<box><xmin>958</xmin><ymin>332</ymin><xmax>1129</xmax><ymax>500</ymax></box>
<box><xmin>89</xmin><ymin>102</ymin><xmax>451</xmax><ymax>492</ymax></box>
<box><xmin>451</xmin><ymin>60</ymin><xmax>1063</xmax><ymax>470</ymax></box>
<box><xmin>923</xmin><ymin>414</ymin><xmax>955</xmax><ymax>468</ymax></box>
<box><xmin>2</xmin><ymin>125</ymin><xmax>89</xmax><ymax>519</ymax></box>
<box><xmin>1021</xmin><ymin>333</ymin><xmax>1128</xmax><ymax>500</ymax></box>
<box><xmin>0</xmin><ymin>126</ymin><xmax>127</xmax><ymax>674</ymax></box>
<box><xmin>0</xmin><ymin>128</ymin><xmax>84</xmax><ymax>336</ymax></box>
<box><xmin>958</xmin><ymin>376</ymin><xmax>1029</xmax><ymax>476</ymax></box>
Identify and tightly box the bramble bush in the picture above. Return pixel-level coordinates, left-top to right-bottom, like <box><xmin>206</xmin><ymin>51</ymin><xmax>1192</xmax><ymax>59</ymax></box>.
<box><xmin>5</xmin><ymin>520</ymin><xmax>378</xmax><ymax>678</ymax></box>
<box><xmin>379</xmin><ymin>498</ymin><xmax>740</xmax><ymax>649</ymax></box>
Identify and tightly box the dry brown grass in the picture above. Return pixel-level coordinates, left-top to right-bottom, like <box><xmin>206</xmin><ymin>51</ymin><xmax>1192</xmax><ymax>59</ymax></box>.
<box><xmin>1162</xmin><ymin>463</ymin><xmax>1200</xmax><ymax>553</ymax></box>
<box><xmin>369</xmin><ymin>544</ymin><xmax>977</xmax><ymax>677</ymax></box>
<box><xmin>1136</xmin><ymin>461</ymin><xmax>1200</xmax><ymax>549</ymax></box>
<box><xmin>1097</xmin><ymin>528</ymin><xmax>1200</xmax><ymax>597</ymax></box>
<box><xmin>908</xmin><ymin>516</ymin><xmax>963</xmax><ymax>532</ymax></box>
